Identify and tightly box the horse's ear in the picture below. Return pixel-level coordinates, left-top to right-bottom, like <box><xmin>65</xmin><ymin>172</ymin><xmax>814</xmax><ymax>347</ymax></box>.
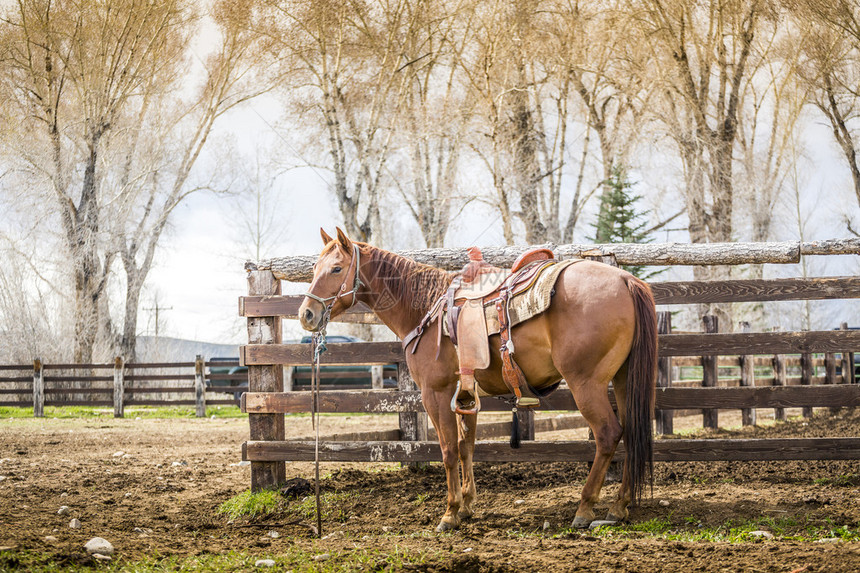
<box><xmin>320</xmin><ymin>228</ymin><xmax>334</xmax><ymax>245</ymax></box>
<box><xmin>335</xmin><ymin>227</ymin><xmax>352</xmax><ymax>252</ymax></box>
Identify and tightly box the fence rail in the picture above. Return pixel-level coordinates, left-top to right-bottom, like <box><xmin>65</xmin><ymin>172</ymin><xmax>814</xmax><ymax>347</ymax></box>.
<box><xmin>0</xmin><ymin>356</ymin><xmax>392</xmax><ymax>416</ymax></box>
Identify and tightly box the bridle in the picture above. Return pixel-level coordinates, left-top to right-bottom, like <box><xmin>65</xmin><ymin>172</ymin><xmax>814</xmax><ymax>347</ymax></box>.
<box><xmin>303</xmin><ymin>243</ymin><xmax>364</xmax><ymax>315</ymax></box>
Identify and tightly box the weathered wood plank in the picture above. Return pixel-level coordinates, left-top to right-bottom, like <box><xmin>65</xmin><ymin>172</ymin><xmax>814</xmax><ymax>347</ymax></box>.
<box><xmin>239</xmin><ymin>332</ymin><xmax>859</xmax><ymax>366</ymax></box>
<box><xmin>701</xmin><ymin>316</ymin><xmax>719</xmax><ymax>429</ymax></box>
<box><xmin>243</xmin><ymin>437</ymin><xmax>860</xmax><ymax>463</ymax></box>
<box><xmin>655</xmin><ymin>311</ymin><xmax>673</xmax><ymax>435</ymax></box>
<box><xmin>659</xmin><ymin>330</ymin><xmax>860</xmax><ymax>356</ymax></box>
<box><xmin>241</xmin><ymin>342</ymin><xmax>404</xmax><ymax>366</ymax></box>
<box><xmin>651</xmin><ymin>276</ymin><xmax>860</xmax><ymax>304</ymax></box>
<box><xmin>241</xmin><ymin>384</ymin><xmax>860</xmax><ymax>414</ymax></box>
<box><xmin>239</xmin><ymin>277</ymin><xmax>860</xmax><ymax>323</ymax></box>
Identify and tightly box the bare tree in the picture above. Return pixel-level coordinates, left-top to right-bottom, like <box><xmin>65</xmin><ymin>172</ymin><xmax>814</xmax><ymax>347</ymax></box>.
<box><xmin>789</xmin><ymin>0</ymin><xmax>860</xmax><ymax>219</ymax></box>
<box><xmin>0</xmin><ymin>0</ymin><xmax>264</xmax><ymax>362</ymax></box>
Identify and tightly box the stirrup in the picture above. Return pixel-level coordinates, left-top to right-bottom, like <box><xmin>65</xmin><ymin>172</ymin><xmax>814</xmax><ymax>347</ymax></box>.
<box><xmin>450</xmin><ymin>379</ymin><xmax>481</xmax><ymax>415</ymax></box>
<box><xmin>516</xmin><ymin>395</ymin><xmax>540</xmax><ymax>408</ymax></box>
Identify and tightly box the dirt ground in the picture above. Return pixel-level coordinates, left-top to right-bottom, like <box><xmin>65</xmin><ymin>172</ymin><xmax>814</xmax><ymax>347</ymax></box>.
<box><xmin>1</xmin><ymin>408</ymin><xmax>859</xmax><ymax>572</ymax></box>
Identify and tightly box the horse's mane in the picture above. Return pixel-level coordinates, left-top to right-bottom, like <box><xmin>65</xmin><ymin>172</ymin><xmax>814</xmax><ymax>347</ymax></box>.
<box><xmin>360</xmin><ymin>243</ymin><xmax>453</xmax><ymax>317</ymax></box>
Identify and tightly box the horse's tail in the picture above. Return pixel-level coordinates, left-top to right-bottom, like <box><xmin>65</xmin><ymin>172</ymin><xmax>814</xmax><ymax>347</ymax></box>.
<box><xmin>623</xmin><ymin>275</ymin><xmax>658</xmax><ymax>505</ymax></box>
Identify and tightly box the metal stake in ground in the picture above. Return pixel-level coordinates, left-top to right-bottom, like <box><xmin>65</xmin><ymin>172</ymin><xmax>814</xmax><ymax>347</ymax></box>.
<box><xmin>310</xmin><ymin>308</ymin><xmax>330</xmax><ymax>538</ymax></box>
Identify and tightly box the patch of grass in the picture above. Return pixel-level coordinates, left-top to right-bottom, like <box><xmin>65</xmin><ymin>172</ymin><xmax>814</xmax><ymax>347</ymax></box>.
<box><xmin>217</xmin><ymin>489</ymin><xmax>281</xmax><ymax>520</ymax></box>
<box><xmin>414</xmin><ymin>493</ymin><xmax>429</xmax><ymax>505</ymax></box>
<box><xmin>291</xmin><ymin>491</ymin><xmax>356</xmax><ymax>522</ymax></box>
<box><xmin>0</xmin><ymin>405</ymin><xmax>246</xmax><ymax>419</ymax></box>
<box><xmin>1</xmin><ymin>545</ymin><xmax>444</xmax><ymax>572</ymax></box>
<box><xmin>571</xmin><ymin>515</ymin><xmax>860</xmax><ymax>543</ymax></box>
<box><xmin>814</xmin><ymin>474</ymin><xmax>859</xmax><ymax>487</ymax></box>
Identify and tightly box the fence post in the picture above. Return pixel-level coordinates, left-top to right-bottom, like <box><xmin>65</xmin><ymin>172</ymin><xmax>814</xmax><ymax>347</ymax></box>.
<box><xmin>247</xmin><ymin>270</ymin><xmax>285</xmax><ymax>491</ymax></box>
<box><xmin>397</xmin><ymin>362</ymin><xmax>427</xmax><ymax>467</ymax></box>
<box><xmin>33</xmin><ymin>358</ymin><xmax>44</xmax><ymax>418</ymax></box>
<box><xmin>284</xmin><ymin>366</ymin><xmax>294</xmax><ymax>392</ymax></box>
<box><xmin>113</xmin><ymin>357</ymin><xmax>125</xmax><ymax>418</ymax></box>
<box><xmin>738</xmin><ymin>322</ymin><xmax>756</xmax><ymax>426</ymax></box>
<box><xmin>701</xmin><ymin>315</ymin><xmax>719</xmax><ymax>430</ymax></box>
<box><xmin>824</xmin><ymin>350</ymin><xmax>838</xmax><ymax>415</ymax></box>
<box><xmin>800</xmin><ymin>350</ymin><xmax>813</xmax><ymax>418</ymax></box>
<box><xmin>772</xmin><ymin>352</ymin><xmax>786</xmax><ymax>421</ymax></box>
<box><xmin>371</xmin><ymin>365</ymin><xmax>383</xmax><ymax>390</ymax></box>
<box><xmin>195</xmin><ymin>355</ymin><xmax>206</xmax><ymax>418</ymax></box>
<box><xmin>841</xmin><ymin>322</ymin><xmax>856</xmax><ymax>385</ymax></box>
<box><xmin>656</xmin><ymin>311</ymin><xmax>673</xmax><ymax>435</ymax></box>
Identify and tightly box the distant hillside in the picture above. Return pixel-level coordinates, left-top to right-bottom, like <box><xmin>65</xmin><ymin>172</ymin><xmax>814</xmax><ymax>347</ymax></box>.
<box><xmin>136</xmin><ymin>336</ymin><xmax>240</xmax><ymax>362</ymax></box>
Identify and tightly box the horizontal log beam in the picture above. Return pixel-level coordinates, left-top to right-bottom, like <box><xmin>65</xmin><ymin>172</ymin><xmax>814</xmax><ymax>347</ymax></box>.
<box><xmin>246</xmin><ymin>240</ymin><xmax>860</xmax><ymax>283</ymax></box>
<box><xmin>239</xmin><ymin>331</ymin><xmax>860</xmax><ymax>366</ymax></box>
<box><xmin>241</xmin><ymin>384</ymin><xmax>860</xmax><ymax>414</ymax></box>
<box><xmin>243</xmin><ymin>437</ymin><xmax>860</xmax><ymax>463</ymax></box>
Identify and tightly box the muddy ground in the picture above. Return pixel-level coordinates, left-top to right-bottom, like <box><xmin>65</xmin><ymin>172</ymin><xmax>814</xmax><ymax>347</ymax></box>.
<box><xmin>1</xmin><ymin>408</ymin><xmax>859</xmax><ymax>572</ymax></box>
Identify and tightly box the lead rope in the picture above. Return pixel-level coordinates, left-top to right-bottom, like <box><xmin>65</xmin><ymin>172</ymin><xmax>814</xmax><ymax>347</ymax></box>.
<box><xmin>310</xmin><ymin>304</ymin><xmax>331</xmax><ymax>538</ymax></box>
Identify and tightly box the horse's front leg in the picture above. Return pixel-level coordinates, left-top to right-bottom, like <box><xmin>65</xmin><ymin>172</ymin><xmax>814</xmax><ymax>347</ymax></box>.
<box><xmin>458</xmin><ymin>412</ymin><xmax>478</xmax><ymax>520</ymax></box>
<box><xmin>422</xmin><ymin>386</ymin><xmax>463</xmax><ymax>532</ymax></box>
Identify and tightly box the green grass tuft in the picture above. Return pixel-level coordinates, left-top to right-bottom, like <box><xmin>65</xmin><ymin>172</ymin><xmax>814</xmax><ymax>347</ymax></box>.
<box><xmin>217</xmin><ymin>489</ymin><xmax>281</xmax><ymax>520</ymax></box>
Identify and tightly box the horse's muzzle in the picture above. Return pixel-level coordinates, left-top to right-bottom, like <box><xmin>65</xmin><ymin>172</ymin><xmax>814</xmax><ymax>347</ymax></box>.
<box><xmin>298</xmin><ymin>300</ymin><xmax>322</xmax><ymax>332</ymax></box>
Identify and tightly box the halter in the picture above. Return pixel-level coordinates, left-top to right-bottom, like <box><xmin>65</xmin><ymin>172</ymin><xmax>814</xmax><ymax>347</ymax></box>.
<box><xmin>303</xmin><ymin>244</ymin><xmax>364</xmax><ymax>312</ymax></box>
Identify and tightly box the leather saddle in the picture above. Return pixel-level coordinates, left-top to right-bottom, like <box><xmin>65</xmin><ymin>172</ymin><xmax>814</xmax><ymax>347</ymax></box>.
<box><xmin>444</xmin><ymin>247</ymin><xmax>557</xmax><ymax>415</ymax></box>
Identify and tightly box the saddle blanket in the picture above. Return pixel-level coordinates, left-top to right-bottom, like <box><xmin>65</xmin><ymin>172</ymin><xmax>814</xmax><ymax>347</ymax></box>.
<box><xmin>443</xmin><ymin>258</ymin><xmax>579</xmax><ymax>338</ymax></box>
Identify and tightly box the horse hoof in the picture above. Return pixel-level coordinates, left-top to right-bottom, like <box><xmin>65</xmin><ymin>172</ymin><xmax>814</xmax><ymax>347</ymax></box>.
<box><xmin>458</xmin><ymin>509</ymin><xmax>473</xmax><ymax>521</ymax></box>
<box><xmin>436</xmin><ymin>520</ymin><xmax>457</xmax><ymax>533</ymax></box>
<box><xmin>572</xmin><ymin>516</ymin><xmax>592</xmax><ymax>529</ymax></box>
<box><xmin>605</xmin><ymin>511</ymin><xmax>625</xmax><ymax>523</ymax></box>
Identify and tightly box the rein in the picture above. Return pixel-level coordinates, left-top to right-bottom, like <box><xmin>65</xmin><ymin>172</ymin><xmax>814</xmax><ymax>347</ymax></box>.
<box><xmin>303</xmin><ymin>244</ymin><xmax>364</xmax><ymax>538</ymax></box>
<box><xmin>310</xmin><ymin>306</ymin><xmax>331</xmax><ymax>538</ymax></box>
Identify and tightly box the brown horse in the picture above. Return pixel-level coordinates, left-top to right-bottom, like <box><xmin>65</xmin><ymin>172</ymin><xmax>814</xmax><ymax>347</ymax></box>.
<box><xmin>299</xmin><ymin>228</ymin><xmax>658</xmax><ymax>532</ymax></box>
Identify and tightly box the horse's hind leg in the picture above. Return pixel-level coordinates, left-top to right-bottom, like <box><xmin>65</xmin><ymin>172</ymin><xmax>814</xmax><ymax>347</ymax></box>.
<box><xmin>458</xmin><ymin>412</ymin><xmax>478</xmax><ymax>520</ymax></box>
<box><xmin>607</xmin><ymin>361</ymin><xmax>633</xmax><ymax>522</ymax></box>
<box><xmin>567</xmin><ymin>378</ymin><xmax>623</xmax><ymax>529</ymax></box>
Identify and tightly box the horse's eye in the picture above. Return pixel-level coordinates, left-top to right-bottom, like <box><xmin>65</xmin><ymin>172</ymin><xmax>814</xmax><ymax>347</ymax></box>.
<box><xmin>332</xmin><ymin>266</ymin><xmax>342</xmax><ymax>274</ymax></box>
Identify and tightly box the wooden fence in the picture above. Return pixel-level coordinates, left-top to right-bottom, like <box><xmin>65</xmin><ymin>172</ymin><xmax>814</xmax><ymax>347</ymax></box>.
<box><xmin>239</xmin><ymin>252</ymin><xmax>860</xmax><ymax>490</ymax></box>
<box><xmin>0</xmin><ymin>357</ymin><xmax>396</xmax><ymax>417</ymax></box>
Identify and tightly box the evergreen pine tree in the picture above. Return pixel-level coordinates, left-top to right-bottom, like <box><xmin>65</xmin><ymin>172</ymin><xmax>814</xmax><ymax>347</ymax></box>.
<box><xmin>591</xmin><ymin>165</ymin><xmax>656</xmax><ymax>278</ymax></box>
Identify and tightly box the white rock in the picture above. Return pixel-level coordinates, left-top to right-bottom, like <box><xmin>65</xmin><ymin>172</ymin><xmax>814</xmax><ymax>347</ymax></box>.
<box><xmin>313</xmin><ymin>554</ymin><xmax>330</xmax><ymax>562</ymax></box>
<box><xmin>659</xmin><ymin>500</ymin><xmax>671</xmax><ymax>507</ymax></box>
<box><xmin>0</xmin><ymin>476</ymin><xmax>6</xmax><ymax>482</ymax></box>
<box><xmin>266</xmin><ymin>530</ymin><xmax>280</xmax><ymax>539</ymax></box>
<box><xmin>171</xmin><ymin>461</ymin><xmax>187</xmax><ymax>467</ymax></box>
<box><xmin>748</xmin><ymin>530</ymin><xmax>773</xmax><ymax>540</ymax></box>
<box><xmin>816</xmin><ymin>537</ymin><xmax>842</xmax><ymax>544</ymax></box>
<box><xmin>255</xmin><ymin>559</ymin><xmax>276</xmax><ymax>568</ymax></box>
<box><xmin>543</xmin><ymin>521</ymin><xmax>551</xmax><ymax>531</ymax></box>
<box><xmin>463</xmin><ymin>547</ymin><xmax>473</xmax><ymax>552</ymax></box>
<box><xmin>60</xmin><ymin>492</ymin><xmax>68</xmax><ymax>497</ymax></box>
<box><xmin>57</xmin><ymin>506</ymin><xmax>70</xmax><ymax>516</ymax></box>
<box><xmin>112</xmin><ymin>451</ymin><xmax>125</xmax><ymax>458</ymax></box>
<box><xmin>513</xmin><ymin>499</ymin><xmax>525</xmax><ymax>506</ymax></box>
<box><xmin>43</xmin><ymin>536</ymin><xmax>58</xmax><ymax>543</ymax></box>
<box><xmin>69</xmin><ymin>518</ymin><xmax>82</xmax><ymax>529</ymax></box>
<box><xmin>382</xmin><ymin>526</ymin><xmax>392</xmax><ymax>533</ymax></box>
<box><xmin>238</xmin><ymin>460</ymin><xmax>251</xmax><ymax>467</ymax></box>
<box><xmin>84</xmin><ymin>537</ymin><xmax>114</xmax><ymax>555</ymax></box>
<box><xmin>92</xmin><ymin>553</ymin><xmax>112</xmax><ymax>562</ymax></box>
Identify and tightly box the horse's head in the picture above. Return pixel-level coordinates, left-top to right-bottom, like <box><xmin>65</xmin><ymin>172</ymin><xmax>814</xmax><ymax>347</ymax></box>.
<box><xmin>299</xmin><ymin>227</ymin><xmax>363</xmax><ymax>332</ymax></box>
